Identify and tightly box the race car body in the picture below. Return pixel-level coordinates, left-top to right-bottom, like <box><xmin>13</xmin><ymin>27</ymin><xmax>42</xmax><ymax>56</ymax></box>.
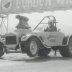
<box><xmin>21</xmin><ymin>16</ymin><xmax>72</xmax><ymax>57</ymax></box>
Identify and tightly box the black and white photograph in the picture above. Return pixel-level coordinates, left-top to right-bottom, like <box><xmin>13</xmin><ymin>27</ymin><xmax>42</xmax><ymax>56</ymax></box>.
<box><xmin>0</xmin><ymin>0</ymin><xmax>72</xmax><ymax>72</ymax></box>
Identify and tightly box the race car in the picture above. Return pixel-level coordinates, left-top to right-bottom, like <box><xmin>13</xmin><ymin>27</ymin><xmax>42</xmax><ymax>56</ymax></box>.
<box><xmin>21</xmin><ymin>15</ymin><xmax>72</xmax><ymax>57</ymax></box>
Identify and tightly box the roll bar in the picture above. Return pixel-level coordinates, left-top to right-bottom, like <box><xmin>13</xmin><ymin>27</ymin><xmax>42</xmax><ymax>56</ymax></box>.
<box><xmin>33</xmin><ymin>15</ymin><xmax>57</xmax><ymax>31</ymax></box>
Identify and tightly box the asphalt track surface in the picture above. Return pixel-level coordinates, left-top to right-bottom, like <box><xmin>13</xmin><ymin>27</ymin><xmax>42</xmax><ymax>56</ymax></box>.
<box><xmin>0</xmin><ymin>51</ymin><xmax>72</xmax><ymax>72</ymax></box>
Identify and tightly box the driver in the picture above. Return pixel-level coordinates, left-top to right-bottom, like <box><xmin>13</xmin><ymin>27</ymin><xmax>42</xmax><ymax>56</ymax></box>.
<box><xmin>45</xmin><ymin>20</ymin><xmax>57</xmax><ymax>32</ymax></box>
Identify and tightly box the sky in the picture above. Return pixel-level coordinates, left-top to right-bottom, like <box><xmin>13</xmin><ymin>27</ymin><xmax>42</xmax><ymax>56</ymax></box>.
<box><xmin>6</xmin><ymin>10</ymin><xmax>72</xmax><ymax>35</ymax></box>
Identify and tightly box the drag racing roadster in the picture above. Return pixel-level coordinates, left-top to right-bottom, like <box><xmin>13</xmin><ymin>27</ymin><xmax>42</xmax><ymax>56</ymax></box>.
<box><xmin>21</xmin><ymin>15</ymin><xmax>72</xmax><ymax>57</ymax></box>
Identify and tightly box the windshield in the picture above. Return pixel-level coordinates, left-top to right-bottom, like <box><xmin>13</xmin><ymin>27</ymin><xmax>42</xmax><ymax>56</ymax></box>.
<box><xmin>34</xmin><ymin>24</ymin><xmax>49</xmax><ymax>32</ymax></box>
<box><xmin>34</xmin><ymin>17</ymin><xmax>50</xmax><ymax>32</ymax></box>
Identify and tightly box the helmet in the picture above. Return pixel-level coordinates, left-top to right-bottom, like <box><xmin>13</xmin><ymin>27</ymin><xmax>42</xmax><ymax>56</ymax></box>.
<box><xmin>48</xmin><ymin>20</ymin><xmax>53</xmax><ymax>24</ymax></box>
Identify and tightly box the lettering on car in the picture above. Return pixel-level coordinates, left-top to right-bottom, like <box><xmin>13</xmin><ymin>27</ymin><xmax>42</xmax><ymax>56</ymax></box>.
<box><xmin>47</xmin><ymin>35</ymin><xmax>58</xmax><ymax>42</ymax></box>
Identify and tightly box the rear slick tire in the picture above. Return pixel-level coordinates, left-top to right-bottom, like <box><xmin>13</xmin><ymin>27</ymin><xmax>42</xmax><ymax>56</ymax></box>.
<box><xmin>59</xmin><ymin>37</ymin><xmax>72</xmax><ymax>57</ymax></box>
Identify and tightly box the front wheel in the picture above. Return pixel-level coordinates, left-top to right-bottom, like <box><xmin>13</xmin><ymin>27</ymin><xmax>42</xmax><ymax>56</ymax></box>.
<box><xmin>59</xmin><ymin>37</ymin><xmax>72</xmax><ymax>57</ymax></box>
<box><xmin>26</xmin><ymin>38</ymin><xmax>40</xmax><ymax>57</ymax></box>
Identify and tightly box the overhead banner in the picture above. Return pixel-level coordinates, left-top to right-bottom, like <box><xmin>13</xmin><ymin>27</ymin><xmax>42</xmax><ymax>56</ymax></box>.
<box><xmin>0</xmin><ymin>0</ymin><xmax>72</xmax><ymax>14</ymax></box>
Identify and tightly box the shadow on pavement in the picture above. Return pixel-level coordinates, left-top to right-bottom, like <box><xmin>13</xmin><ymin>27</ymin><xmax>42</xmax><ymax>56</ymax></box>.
<box><xmin>6</xmin><ymin>56</ymin><xmax>72</xmax><ymax>63</ymax></box>
<box><xmin>1</xmin><ymin>52</ymin><xmax>72</xmax><ymax>63</ymax></box>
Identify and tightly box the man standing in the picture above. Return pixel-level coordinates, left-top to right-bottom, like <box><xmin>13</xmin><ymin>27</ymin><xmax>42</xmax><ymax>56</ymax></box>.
<box><xmin>16</xmin><ymin>15</ymin><xmax>30</xmax><ymax>29</ymax></box>
<box><xmin>15</xmin><ymin>15</ymin><xmax>32</xmax><ymax>36</ymax></box>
